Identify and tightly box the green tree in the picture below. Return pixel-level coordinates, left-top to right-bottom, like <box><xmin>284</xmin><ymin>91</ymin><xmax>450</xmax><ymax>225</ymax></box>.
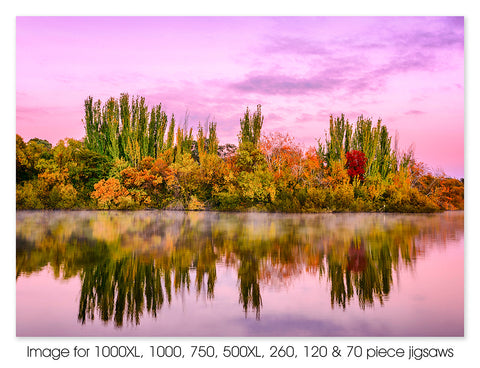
<box><xmin>239</xmin><ymin>105</ymin><xmax>264</xmax><ymax>147</ymax></box>
<box><xmin>318</xmin><ymin>114</ymin><xmax>352</xmax><ymax>167</ymax></box>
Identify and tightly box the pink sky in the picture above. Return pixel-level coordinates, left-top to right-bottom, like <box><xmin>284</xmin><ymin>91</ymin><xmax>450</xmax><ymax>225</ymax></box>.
<box><xmin>16</xmin><ymin>16</ymin><xmax>464</xmax><ymax>178</ymax></box>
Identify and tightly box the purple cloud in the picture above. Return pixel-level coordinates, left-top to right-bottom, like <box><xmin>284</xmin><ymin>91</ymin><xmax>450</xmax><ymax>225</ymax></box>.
<box><xmin>230</xmin><ymin>18</ymin><xmax>462</xmax><ymax>98</ymax></box>
<box><xmin>230</xmin><ymin>73</ymin><xmax>343</xmax><ymax>95</ymax></box>
<box><xmin>395</xmin><ymin>29</ymin><xmax>463</xmax><ymax>50</ymax></box>
<box><xmin>264</xmin><ymin>36</ymin><xmax>330</xmax><ymax>55</ymax></box>
<box><xmin>405</xmin><ymin>110</ymin><xmax>426</xmax><ymax>115</ymax></box>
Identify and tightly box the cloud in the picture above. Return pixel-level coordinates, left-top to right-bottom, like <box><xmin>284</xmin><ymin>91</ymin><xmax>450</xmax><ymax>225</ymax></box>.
<box><xmin>264</xmin><ymin>36</ymin><xmax>330</xmax><ymax>56</ymax></box>
<box><xmin>229</xmin><ymin>51</ymin><xmax>403</xmax><ymax>97</ymax></box>
<box><xmin>16</xmin><ymin>106</ymin><xmax>51</xmax><ymax>116</ymax></box>
<box><xmin>229</xmin><ymin>19</ymin><xmax>462</xmax><ymax>98</ymax></box>
<box><xmin>442</xmin><ymin>16</ymin><xmax>464</xmax><ymax>30</ymax></box>
<box><xmin>230</xmin><ymin>73</ymin><xmax>343</xmax><ymax>95</ymax></box>
<box><xmin>374</xmin><ymin>51</ymin><xmax>437</xmax><ymax>77</ymax></box>
<box><xmin>266</xmin><ymin>112</ymin><xmax>284</xmax><ymax>121</ymax></box>
<box><xmin>16</xmin><ymin>105</ymin><xmax>74</xmax><ymax>122</ymax></box>
<box><xmin>230</xmin><ymin>40</ymin><xmax>448</xmax><ymax>97</ymax></box>
<box><xmin>396</xmin><ymin>29</ymin><xmax>463</xmax><ymax>51</ymax></box>
<box><xmin>405</xmin><ymin>110</ymin><xmax>426</xmax><ymax>115</ymax></box>
<box><xmin>351</xmin><ymin>18</ymin><xmax>464</xmax><ymax>52</ymax></box>
<box><xmin>295</xmin><ymin>113</ymin><xmax>315</xmax><ymax>122</ymax></box>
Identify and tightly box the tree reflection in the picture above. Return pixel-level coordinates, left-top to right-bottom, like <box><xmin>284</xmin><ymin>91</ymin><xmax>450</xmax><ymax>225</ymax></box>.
<box><xmin>238</xmin><ymin>249</ymin><xmax>262</xmax><ymax>320</ymax></box>
<box><xmin>327</xmin><ymin>240</ymin><xmax>394</xmax><ymax>310</ymax></box>
<box><xmin>16</xmin><ymin>211</ymin><xmax>463</xmax><ymax>326</ymax></box>
<box><xmin>78</xmin><ymin>258</ymin><xmax>168</xmax><ymax>326</ymax></box>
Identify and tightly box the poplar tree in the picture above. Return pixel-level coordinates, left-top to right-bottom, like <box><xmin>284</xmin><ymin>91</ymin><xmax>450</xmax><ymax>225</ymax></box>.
<box><xmin>318</xmin><ymin>114</ymin><xmax>398</xmax><ymax>180</ymax></box>
<box><xmin>196</xmin><ymin>124</ymin><xmax>206</xmax><ymax>159</ymax></box>
<box><xmin>83</xmin><ymin>97</ymin><xmax>96</xmax><ymax>152</ymax></box>
<box><xmin>148</xmin><ymin>108</ymin><xmax>158</xmax><ymax>158</ymax></box>
<box><xmin>319</xmin><ymin>114</ymin><xmax>353</xmax><ymax>167</ymax></box>
<box><xmin>102</xmin><ymin>97</ymin><xmax>120</xmax><ymax>160</ymax></box>
<box><xmin>182</xmin><ymin>127</ymin><xmax>194</xmax><ymax>155</ymax></box>
<box><xmin>166</xmin><ymin>114</ymin><xmax>176</xmax><ymax>150</ymax></box>
<box><xmin>119</xmin><ymin>93</ymin><xmax>131</xmax><ymax>161</ymax></box>
<box><xmin>352</xmin><ymin>116</ymin><xmax>379</xmax><ymax>177</ymax></box>
<box><xmin>83</xmin><ymin>97</ymin><xmax>104</xmax><ymax>154</ymax></box>
<box><xmin>156</xmin><ymin>107</ymin><xmax>168</xmax><ymax>154</ymax></box>
<box><xmin>377</xmin><ymin>125</ymin><xmax>396</xmax><ymax>178</ymax></box>
<box><xmin>176</xmin><ymin>126</ymin><xmax>184</xmax><ymax>157</ymax></box>
<box><xmin>239</xmin><ymin>104</ymin><xmax>263</xmax><ymax>147</ymax></box>
<box><xmin>207</xmin><ymin>122</ymin><xmax>218</xmax><ymax>154</ymax></box>
<box><xmin>128</xmin><ymin>96</ymin><xmax>142</xmax><ymax>166</ymax></box>
<box><xmin>137</xmin><ymin>96</ymin><xmax>148</xmax><ymax>159</ymax></box>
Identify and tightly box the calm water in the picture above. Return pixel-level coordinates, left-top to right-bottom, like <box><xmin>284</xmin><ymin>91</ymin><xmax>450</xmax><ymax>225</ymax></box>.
<box><xmin>16</xmin><ymin>210</ymin><xmax>464</xmax><ymax>336</ymax></box>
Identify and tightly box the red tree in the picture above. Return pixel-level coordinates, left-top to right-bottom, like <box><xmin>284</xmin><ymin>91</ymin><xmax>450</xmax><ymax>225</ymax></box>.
<box><xmin>345</xmin><ymin>150</ymin><xmax>367</xmax><ymax>181</ymax></box>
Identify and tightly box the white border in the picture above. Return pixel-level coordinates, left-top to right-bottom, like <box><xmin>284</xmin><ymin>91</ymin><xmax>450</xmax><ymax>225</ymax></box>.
<box><xmin>3</xmin><ymin>1</ymin><xmax>477</xmax><ymax>367</ymax></box>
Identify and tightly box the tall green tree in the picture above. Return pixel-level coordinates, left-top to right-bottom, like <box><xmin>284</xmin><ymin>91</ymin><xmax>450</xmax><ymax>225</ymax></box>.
<box><xmin>166</xmin><ymin>114</ymin><xmax>176</xmax><ymax>150</ymax></box>
<box><xmin>239</xmin><ymin>105</ymin><xmax>263</xmax><ymax>147</ymax></box>
<box><xmin>83</xmin><ymin>97</ymin><xmax>103</xmax><ymax>154</ymax></box>
<box><xmin>156</xmin><ymin>107</ymin><xmax>168</xmax><ymax>154</ymax></box>
<box><xmin>119</xmin><ymin>93</ymin><xmax>132</xmax><ymax>160</ymax></box>
<box><xmin>207</xmin><ymin>122</ymin><xmax>218</xmax><ymax>155</ymax></box>
<box><xmin>318</xmin><ymin>114</ymin><xmax>352</xmax><ymax>167</ymax></box>
<box><xmin>319</xmin><ymin>114</ymin><xmax>397</xmax><ymax>180</ymax></box>
<box><xmin>102</xmin><ymin>97</ymin><xmax>120</xmax><ymax>160</ymax></box>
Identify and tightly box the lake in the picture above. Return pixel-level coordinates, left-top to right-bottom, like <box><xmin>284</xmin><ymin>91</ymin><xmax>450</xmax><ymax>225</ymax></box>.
<box><xmin>16</xmin><ymin>210</ymin><xmax>464</xmax><ymax>336</ymax></box>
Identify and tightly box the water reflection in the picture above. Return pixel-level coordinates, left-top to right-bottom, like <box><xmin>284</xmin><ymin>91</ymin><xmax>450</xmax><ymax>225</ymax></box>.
<box><xmin>16</xmin><ymin>211</ymin><xmax>463</xmax><ymax>327</ymax></box>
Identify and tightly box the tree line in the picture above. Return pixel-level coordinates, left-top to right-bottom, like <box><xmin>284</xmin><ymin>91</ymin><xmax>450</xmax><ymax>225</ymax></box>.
<box><xmin>16</xmin><ymin>94</ymin><xmax>464</xmax><ymax>212</ymax></box>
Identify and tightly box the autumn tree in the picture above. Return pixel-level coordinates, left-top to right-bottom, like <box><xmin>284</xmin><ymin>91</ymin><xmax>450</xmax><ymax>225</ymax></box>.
<box><xmin>91</xmin><ymin>177</ymin><xmax>134</xmax><ymax>209</ymax></box>
<box><xmin>345</xmin><ymin>150</ymin><xmax>367</xmax><ymax>181</ymax></box>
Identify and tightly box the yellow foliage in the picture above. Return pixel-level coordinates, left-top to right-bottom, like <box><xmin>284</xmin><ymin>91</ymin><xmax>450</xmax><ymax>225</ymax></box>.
<box><xmin>327</xmin><ymin>156</ymin><xmax>350</xmax><ymax>186</ymax></box>
<box><xmin>187</xmin><ymin>195</ymin><xmax>205</xmax><ymax>210</ymax></box>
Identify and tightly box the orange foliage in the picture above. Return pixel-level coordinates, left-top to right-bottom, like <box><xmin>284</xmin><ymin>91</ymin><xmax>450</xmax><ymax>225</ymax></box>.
<box><xmin>415</xmin><ymin>173</ymin><xmax>464</xmax><ymax>210</ymax></box>
<box><xmin>38</xmin><ymin>169</ymin><xmax>69</xmax><ymax>187</ymax></box>
<box><xmin>408</xmin><ymin>160</ymin><xmax>427</xmax><ymax>187</ymax></box>
<box><xmin>325</xmin><ymin>156</ymin><xmax>350</xmax><ymax>187</ymax></box>
<box><xmin>301</xmin><ymin>147</ymin><xmax>323</xmax><ymax>185</ymax></box>
<box><xmin>260</xmin><ymin>132</ymin><xmax>303</xmax><ymax>181</ymax></box>
<box><xmin>150</xmin><ymin>157</ymin><xmax>177</xmax><ymax>188</ymax></box>
<box><xmin>91</xmin><ymin>178</ymin><xmax>132</xmax><ymax>209</ymax></box>
<box><xmin>120</xmin><ymin>166</ymin><xmax>162</xmax><ymax>190</ymax></box>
